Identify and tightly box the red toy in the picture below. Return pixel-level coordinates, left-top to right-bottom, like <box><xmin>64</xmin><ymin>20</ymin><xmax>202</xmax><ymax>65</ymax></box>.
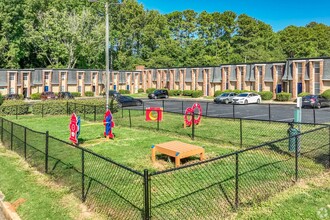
<box><xmin>103</xmin><ymin>109</ymin><xmax>115</xmax><ymax>139</ymax></box>
<box><xmin>69</xmin><ymin>113</ymin><xmax>79</xmax><ymax>145</ymax></box>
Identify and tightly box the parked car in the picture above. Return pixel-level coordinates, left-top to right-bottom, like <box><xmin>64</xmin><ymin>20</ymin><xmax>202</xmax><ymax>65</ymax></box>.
<box><xmin>5</xmin><ymin>94</ymin><xmax>20</xmax><ymax>100</ymax></box>
<box><xmin>148</xmin><ymin>89</ymin><xmax>169</xmax><ymax>99</ymax></box>
<box><xmin>302</xmin><ymin>95</ymin><xmax>330</xmax><ymax>109</ymax></box>
<box><xmin>214</xmin><ymin>92</ymin><xmax>237</xmax><ymax>104</ymax></box>
<box><xmin>57</xmin><ymin>92</ymin><xmax>74</xmax><ymax>99</ymax></box>
<box><xmin>232</xmin><ymin>92</ymin><xmax>261</xmax><ymax>105</ymax></box>
<box><xmin>41</xmin><ymin>91</ymin><xmax>56</xmax><ymax>100</ymax></box>
<box><xmin>108</xmin><ymin>90</ymin><xmax>121</xmax><ymax>99</ymax></box>
<box><xmin>117</xmin><ymin>96</ymin><xmax>143</xmax><ymax>107</ymax></box>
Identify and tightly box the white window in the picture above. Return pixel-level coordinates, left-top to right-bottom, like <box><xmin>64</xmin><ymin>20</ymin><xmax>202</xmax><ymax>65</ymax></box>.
<box><xmin>78</xmin><ymin>74</ymin><xmax>82</xmax><ymax>80</ymax></box>
<box><xmin>61</xmin><ymin>86</ymin><xmax>65</xmax><ymax>92</ymax></box>
<box><xmin>23</xmin><ymin>73</ymin><xmax>28</xmax><ymax>80</ymax></box>
<box><xmin>92</xmin><ymin>74</ymin><xmax>96</xmax><ymax>80</ymax></box>
<box><xmin>314</xmin><ymin>62</ymin><xmax>320</xmax><ymax>74</ymax></box>
<box><xmin>259</xmin><ymin>83</ymin><xmax>262</xmax><ymax>92</ymax></box>
<box><xmin>78</xmin><ymin>86</ymin><xmax>82</xmax><ymax>92</ymax></box>
<box><xmin>276</xmin><ymin>66</ymin><xmax>282</xmax><ymax>75</ymax></box>
<box><xmin>258</xmin><ymin>66</ymin><xmax>262</xmax><ymax>76</ymax></box>
<box><xmin>44</xmin><ymin>73</ymin><xmax>49</xmax><ymax>80</ymax></box>
<box><xmin>10</xmin><ymin>88</ymin><xmax>15</xmax><ymax>94</ymax></box>
<box><xmin>297</xmin><ymin>63</ymin><xmax>303</xmax><ymax>75</ymax></box>
<box><xmin>61</xmin><ymin>73</ymin><xmax>65</xmax><ymax>80</ymax></box>
<box><xmin>9</xmin><ymin>73</ymin><xmax>14</xmax><ymax>80</ymax></box>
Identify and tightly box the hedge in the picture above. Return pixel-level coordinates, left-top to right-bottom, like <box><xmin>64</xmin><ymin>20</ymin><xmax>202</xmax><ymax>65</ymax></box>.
<box><xmin>276</xmin><ymin>92</ymin><xmax>291</xmax><ymax>101</ymax></box>
<box><xmin>71</xmin><ymin>92</ymin><xmax>81</xmax><ymax>97</ymax></box>
<box><xmin>31</xmin><ymin>93</ymin><xmax>41</xmax><ymax>100</ymax></box>
<box><xmin>119</xmin><ymin>89</ymin><xmax>130</xmax><ymax>94</ymax></box>
<box><xmin>0</xmin><ymin>101</ymin><xmax>29</xmax><ymax>115</ymax></box>
<box><xmin>146</xmin><ymin>88</ymin><xmax>156</xmax><ymax>94</ymax></box>
<box><xmin>298</xmin><ymin>92</ymin><xmax>310</xmax><ymax>97</ymax></box>
<box><xmin>168</xmin><ymin>90</ymin><xmax>182</xmax><ymax>96</ymax></box>
<box><xmin>191</xmin><ymin>90</ymin><xmax>203</xmax><ymax>98</ymax></box>
<box><xmin>0</xmin><ymin>93</ymin><xmax>3</xmax><ymax>106</ymax></box>
<box><xmin>138</xmin><ymin>88</ymin><xmax>144</xmax><ymax>93</ymax></box>
<box><xmin>321</xmin><ymin>89</ymin><xmax>330</xmax><ymax>99</ymax></box>
<box><xmin>85</xmin><ymin>91</ymin><xmax>94</xmax><ymax>97</ymax></box>
<box><xmin>182</xmin><ymin>90</ymin><xmax>194</xmax><ymax>96</ymax></box>
<box><xmin>258</xmin><ymin>91</ymin><xmax>273</xmax><ymax>100</ymax></box>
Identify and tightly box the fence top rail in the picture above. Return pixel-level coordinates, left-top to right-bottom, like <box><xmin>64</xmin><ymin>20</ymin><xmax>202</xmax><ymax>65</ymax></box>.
<box><xmin>150</xmin><ymin>124</ymin><xmax>328</xmax><ymax>176</ymax></box>
<box><xmin>1</xmin><ymin>117</ymin><xmax>46</xmax><ymax>135</ymax></box>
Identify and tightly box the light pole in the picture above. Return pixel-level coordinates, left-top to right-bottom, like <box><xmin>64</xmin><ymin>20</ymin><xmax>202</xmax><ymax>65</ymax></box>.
<box><xmin>89</xmin><ymin>0</ymin><xmax>122</xmax><ymax>111</ymax></box>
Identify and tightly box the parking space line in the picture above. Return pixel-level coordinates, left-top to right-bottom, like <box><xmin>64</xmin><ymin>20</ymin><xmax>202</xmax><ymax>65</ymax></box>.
<box><xmin>242</xmin><ymin>114</ymin><xmax>268</xmax><ymax>119</ymax></box>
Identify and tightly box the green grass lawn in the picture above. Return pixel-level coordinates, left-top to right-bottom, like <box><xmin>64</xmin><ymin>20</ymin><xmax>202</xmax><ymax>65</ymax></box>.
<box><xmin>1</xmin><ymin>113</ymin><xmax>328</xmax><ymax>219</ymax></box>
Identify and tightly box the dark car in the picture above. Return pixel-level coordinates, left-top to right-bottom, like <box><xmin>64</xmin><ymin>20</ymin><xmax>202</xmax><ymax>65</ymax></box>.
<box><xmin>302</xmin><ymin>95</ymin><xmax>330</xmax><ymax>108</ymax></box>
<box><xmin>5</xmin><ymin>94</ymin><xmax>20</xmax><ymax>100</ymax></box>
<box><xmin>214</xmin><ymin>92</ymin><xmax>237</xmax><ymax>104</ymax></box>
<box><xmin>57</xmin><ymin>92</ymin><xmax>74</xmax><ymax>99</ymax></box>
<box><xmin>108</xmin><ymin>90</ymin><xmax>121</xmax><ymax>99</ymax></box>
<box><xmin>117</xmin><ymin>96</ymin><xmax>143</xmax><ymax>107</ymax></box>
<box><xmin>41</xmin><ymin>91</ymin><xmax>56</xmax><ymax>100</ymax></box>
<box><xmin>148</xmin><ymin>89</ymin><xmax>169</xmax><ymax>99</ymax></box>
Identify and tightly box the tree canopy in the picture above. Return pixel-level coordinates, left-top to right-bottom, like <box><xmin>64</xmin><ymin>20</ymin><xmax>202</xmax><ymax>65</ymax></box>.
<box><xmin>0</xmin><ymin>0</ymin><xmax>329</xmax><ymax>70</ymax></box>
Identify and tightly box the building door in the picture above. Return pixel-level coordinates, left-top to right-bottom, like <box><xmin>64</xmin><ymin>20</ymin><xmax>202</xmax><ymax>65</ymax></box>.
<box><xmin>126</xmin><ymin>85</ymin><xmax>129</xmax><ymax>91</ymax></box>
<box><xmin>297</xmin><ymin>83</ymin><xmax>302</xmax><ymax>94</ymax></box>
<box><xmin>114</xmin><ymin>85</ymin><xmax>117</xmax><ymax>91</ymax></box>
<box><xmin>92</xmin><ymin>86</ymin><xmax>95</xmax><ymax>93</ymax></box>
<box><xmin>44</xmin><ymin>86</ymin><xmax>49</xmax><ymax>92</ymax></box>
<box><xmin>276</xmin><ymin>84</ymin><xmax>282</xmax><ymax>93</ymax></box>
<box><xmin>23</xmin><ymin>88</ymin><xmax>27</xmax><ymax>98</ymax></box>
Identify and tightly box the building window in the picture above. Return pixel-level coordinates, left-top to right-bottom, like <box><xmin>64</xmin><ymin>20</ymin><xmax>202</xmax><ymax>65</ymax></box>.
<box><xmin>276</xmin><ymin>66</ymin><xmax>282</xmax><ymax>75</ymax></box>
<box><xmin>78</xmin><ymin>74</ymin><xmax>82</xmax><ymax>80</ymax></box>
<box><xmin>314</xmin><ymin>62</ymin><xmax>320</xmax><ymax>74</ymax></box>
<box><xmin>258</xmin><ymin>66</ymin><xmax>262</xmax><ymax>76</ymax></box>
<box><xmin>44</xmin><ymin>73</ymin><xmax>49</xmax><ymax>80</ymax></box>
<box><xmin>61</xmin><ymin>86</ymin><xmax>65</xmax><ymax>92</ymax></box>
<box><xmin>297</xmin><ymin>63</ymin><xmax>303</xmax><ymax>75</ymax></box>
<box><xmin>259</xmin><ymin>83</ymin><xmax>262</xmax><ymax>92</ymax></box>
<box><xmin>23</xmin><ymin>73</ymin><xmax>28</xmax><ymax>80</ymax></box>
<box><xmin>78</xmin><ymin>86</ymin><xmax>82</xmax><ymax>92</ymax></box>
<box><xmin>92</xmin><ymin>74</ymin><xmax>96</xmax><ymax>80</ymax></box>
<box><xmin>9</xmin><ymin>73</ymin><xmax>14</xmax><ymax>80</ymax></box>
<box><xmin>10</xmin><ymin>88</ymin><xmax>15</xmax><ymax>94</ymax></box>
<box><xmin>61</xmin><ymin>73</ymin><xmax>65</xmax><ymax>80</ymax></box>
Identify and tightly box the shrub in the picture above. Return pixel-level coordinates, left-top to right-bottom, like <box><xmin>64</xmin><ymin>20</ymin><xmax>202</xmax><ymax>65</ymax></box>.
<box><xmin>0</xmin><ymin>93</ymin><xmax>3</xmax><ymax>106</ymax></box>
<box><xmin>138</xmin><ymin>88</ymin><xmax>144</xmax><ymax>93</ymax></box>
<box><xmin>85</xmin><ymin>91</ymin><xmax>94</xmax><ymax>97</ymax></box>
<box><xmin>168</xmin><ymin>90</ymin><xmax>182</xmax><ymax>96</ymax></box>
<box><xmin>258</xmin><ymin>91</ymin><xmax>273</xmax><ymax>100</ymax></box>
<box><xmin>31</xmin><ymin>93</ymin><xmax>41</xmax><ymax>100</ymax></box>
<box><xmin>276</xmin><ymin>92</ymin><xmax>291</xmax><ymax>101</ymax></box>
<box><xmin>214</xmin><ymin>90</ymin><xmax>223</xmax><ymax>97</ymax></box>
<box><xmin>0</xmin><ymin>101</ymin><xmax>29</xmax><ymax>115</ymax></box>
<box><xmin>71</xmin><ymin>92</ymin><xmax>81</xmax><ymax>97</ymax></box>
<box><xmin>182</xmin><ymin>90</ymin><xmax>194</xmax><ymax>96</ymax></box>
<box><xmin>191</xmin><ymin>90</ymin><xmax>203</xmax><ymax>98</ymax></box>
<box><xmin>146</xmin><ymin>88</ymin><xmax>156</xmax><ymax>94</ymax></box>
<box><xmin>298</xmin><ymin>92</ymin><xmax>310</xmax><ymax>97</ymax></box>
<box><xmin>321</xmin><ymin>89</ymin><xmax>330</xmax><ymax>99</ymax></box>
<box><xmin>119</xmin><ymin>89</ymin><xmax>130</xmax><ymax>94</ymax></box>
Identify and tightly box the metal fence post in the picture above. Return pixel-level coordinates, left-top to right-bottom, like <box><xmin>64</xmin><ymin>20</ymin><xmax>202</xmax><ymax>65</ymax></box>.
<box><xmin>10</xmin><ymin>122</ymin><xmax>13</xmax><ymax>150</ymax></box>
<box><xmin>45</xmin><ymin>131</ymin><xmax>49</xmax><ymax>173</ymax></box>
<box><xmin>94</xmin><ymin>105</ymin><xmax>96</xmax><ymax>122</ymax></box>
<box><xmin>206</xmin><ymin>102</ymin><xmax>209</xmax><ymax>116</ymax></box>
<box><xmin>16</xmin><ymin>105</ymin><xmax>18</xmax><ymax>119</ymax></box>
<box><xmin>313</xmin><ymin>108</ymin><xmax>316</xmax><ymax>126</ymax></box>
<box><xmin>235</xmin><ymin>153</ymin><xmax>239</xmax><ymax>209</ymax></box>
<box><xmin>192</xmin><ymin>113</ymin><xmax>195</xmax><ymax>140</ymax></box>
<box><xmin>162</xmin><ymin>100</ymin><xmax>165</xmax><ymax>112</ymax></box>
<box><xmin>268</xmin><ymin>104</ymin><xmax>271</xmax><ymax>122</ymax></box>
<box><xmin>295</xmin><ymin>135</ymin><xmax>298</xmax><ymax>182</ymax></box>
<box><xmin>81</xmin><ymin>149</ymin><xmax>86</xmax><ymax>202</ymax></box>
<box><xmin>143</xmin><ymin>102</ymin><xmax>145</xmax><ymax>116</ymax></box>
<box><xmin>143</xmin><ymin>169</ymin><xmax>150</xmax><ymax>220</ymax></box>
<box><xmin>42</xmin><ymin>104</ymin><xmax>44</xmax><ymax>118</ymax></box>
<box><xmin>233</xmin><ymin>104</ymin><xmax>235</xmax><ymax>119</ymax></box>
<box><xmin>24</xmin><ymin>127</ymin><xmax>27</xmax><ymax>160</ymax></box>
<box><xmin>122</xmin><ymin>106</ymin><xmax>124</xmax><ymax>118</ymax></box>
<box><xmin>129</xmin><ymin>109</ymin><xmax>132</xmax><ymax>128</ymax></box>
<box><xmin>240</xmin><ymin>119</ymin><xmax>243</xmax><ymax>148</ymax></box>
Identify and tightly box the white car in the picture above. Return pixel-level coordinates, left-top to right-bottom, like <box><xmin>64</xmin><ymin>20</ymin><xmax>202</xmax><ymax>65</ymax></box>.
<box><xmin>232</xmin><ymin>92</ymin><xmax>261</xmax><ymax>105</ymax></box>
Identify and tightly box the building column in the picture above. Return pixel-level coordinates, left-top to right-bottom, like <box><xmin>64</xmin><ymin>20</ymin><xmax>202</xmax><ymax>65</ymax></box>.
<box><xmin>49</xmin><ymin>71</ymin><xmax>52</xmax><ymax>92</ymax></box>
<box><xmin>320</xmin><ymin>61</ymin><xmax>324</xmax><ymax>93</ymax></box>
<box><xmin>169</xmin><ymin>70</ymin><xmax>174</xmax><ymax>90</ymax></box>
<box><xmin>179</xmin><ymin>70</ymin><xmax>183</xmax><ymax>90</ymax></box>
<box><xmin>192</xmin><ymin>69</ymin><xmax>196</xmax><ymax>91</ymax></box>
<box><xmin>157</xmin><ymin>70</ymin><xmax>161</xmax><ymax>89</ymax></box>
<box><xmin>148</xmin><ymin>70</ymin><xmax>152</xmax><ymax>89</ymax></box>
<box><xmin>301</xmin><ymin>62</ymin><xmax>306</xmax><ymax>93</ymax></box>
<box><xmin>21</xmin><ymin>72</ymin><xmax>24</xmax><ymax>96</ymax></box>
<box><xmin>272</xmin><ymin>66</ymin><xmax>277</xmax><ymax>99</ymax></box>
<box><xmin>242</xmin><ymin>66</ymin><xmax>246</xmax><ymax>90</ymax></box>
<box><xmin>227</xmin><ymin>67</ymin><xmax>231</xmax><ymax>90</ymax></box>
<box><xmin>292</xmin><ymin>62</ymin><xmax>298</xmax><ymax>99</ymax></box>
<box><xmin>202</xmin><ymin>69</ymin><xmax>207</xmax><ymax>96</ymax></box>
<box><xmin>81</xmin><ymin>72</ymin><xmax>85</xmax><ymax>96</ymax></box>
<box><xmin>221</xmin><ymin>68</ymin><xmax>226</xmax><ymax>91</ymax></box>
<box><xmin>236</xmin><ymin>67</ymin><xmax>241</xmax><ymax>90</ymax></box>
<box><xmin>254</xmin><ymin>67</ymin><xmax>259</xmax><ymax>92</ymax></box>
<box><xmin>261</xmin><ymin>65</ymin><xmax>266</xmax><ymax>92</ymax></box>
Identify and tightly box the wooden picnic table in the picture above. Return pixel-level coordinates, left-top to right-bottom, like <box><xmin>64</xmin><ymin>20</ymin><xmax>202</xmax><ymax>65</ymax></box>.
<box><xmin>151</xmin><ymin>140</ymin><xmax>205</xmax><ymax>167</ymax></box>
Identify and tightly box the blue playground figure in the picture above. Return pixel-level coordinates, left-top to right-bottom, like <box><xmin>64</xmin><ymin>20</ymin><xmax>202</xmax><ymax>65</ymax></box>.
<box><xmin>287</xmin><ymin>122</ymin><xmax>300</xmax><ymax>154</ymax></box>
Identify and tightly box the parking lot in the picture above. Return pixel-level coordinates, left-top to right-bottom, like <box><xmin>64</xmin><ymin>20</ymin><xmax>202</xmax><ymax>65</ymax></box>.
<box><xmin>127</xmin><ymin>99</ymin><xmax>330</xmax><ymax>124</ymax></box>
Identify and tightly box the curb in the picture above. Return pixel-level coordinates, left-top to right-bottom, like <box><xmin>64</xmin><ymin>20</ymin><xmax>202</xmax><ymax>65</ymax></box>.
<box><xmin>0</xmin><ymin>192</ymin><xmax>22</xmax><ymax>220</ymax></box>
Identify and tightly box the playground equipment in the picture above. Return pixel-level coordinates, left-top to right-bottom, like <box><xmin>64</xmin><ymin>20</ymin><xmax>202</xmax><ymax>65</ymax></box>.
<box><xmin>146</xmin><ymin>107</ymin><xmax>163</xmax><ymax>122</ymax></box>
<box><xmin>103</xmin><ymin>109</ymin><xmax>115</xmax><ymax>139</ymax></box>
<box><xmin>69</xmin><ymin>113</ymin><xmax>80</xmax><ymax>145</ymax></box>
<box><xmin>184</xmin><ymin>103</ymin><xmax>202</xmax><ymax>128</ymax></box>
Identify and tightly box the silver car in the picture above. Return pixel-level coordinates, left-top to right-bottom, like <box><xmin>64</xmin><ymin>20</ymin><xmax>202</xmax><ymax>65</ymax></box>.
<box><xmin>232</xmin><ymin>92</ymin><xmax>262</xmax><ymax>105</ymax></box>
<box><xmin>214</xmin><ymin>92</ymin><xmax>237</xmax><ymax>104</ymax></box>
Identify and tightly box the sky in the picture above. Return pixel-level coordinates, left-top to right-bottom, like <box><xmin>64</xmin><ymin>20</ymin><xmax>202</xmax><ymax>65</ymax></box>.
<box><xmin>136</xmin><ymin>0</ymin><xmax>330</xmax><ymax>32</ymax></box>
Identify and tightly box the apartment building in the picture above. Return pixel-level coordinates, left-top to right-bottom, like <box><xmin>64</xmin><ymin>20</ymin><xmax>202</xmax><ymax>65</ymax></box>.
<box><xmin>0</xmin><ymin>57</ymin><xmax>329</xmax><ymax>99</ymax></box>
